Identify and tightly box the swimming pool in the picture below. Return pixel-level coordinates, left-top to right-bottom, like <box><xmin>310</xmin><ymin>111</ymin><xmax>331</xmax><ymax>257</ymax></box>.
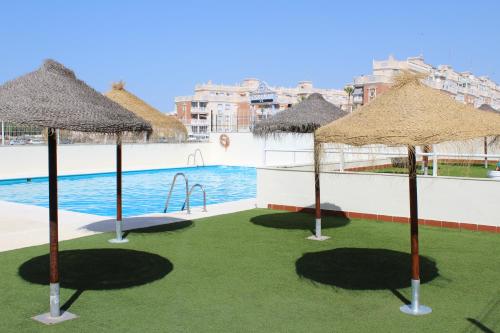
<box><xmin>0</xmin><ymin>166</ymin><xmax>256</xmax><ymax>217</ymax></box>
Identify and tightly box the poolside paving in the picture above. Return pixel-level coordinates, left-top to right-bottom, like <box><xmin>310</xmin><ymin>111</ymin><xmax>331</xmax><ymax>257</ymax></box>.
<box><xmin>0</xmin><ymin>199</ymin><xmax>256</xmax><ymax>252</ymax></box>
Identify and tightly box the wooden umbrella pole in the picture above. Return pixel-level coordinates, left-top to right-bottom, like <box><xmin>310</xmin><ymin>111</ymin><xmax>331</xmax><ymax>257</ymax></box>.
<box><xmin>400</xmin><ymin>145</ymin><xmax>431</xmax><ymax>315</ymax></box>
<box><xmin>314</xmin><ymin>139</ymin><xmax>321</xmax><ymax>237</ymax></box>
<box><xmin>48</xmin><ymin>128</ymin><xmax>60</xmax><ymax>318</ymax></box>
<box><xmin>117</xmin><ymin>134</ymin><xmax>122</xmax><ymax>224</ymax></box>
<box><xmin>309</xmin><ymin>137</ymin><xmax>329</xmax><ymax>241</ymax></box>
<box><xmin>109</xmin><ymin>134</ymin><xmax>128</xmax><ymax>243</ymax></box>
<box><xmin>408</xmin><ymin>145</ymin><xmax>420</xmax><ymax>281</ymax></box>
<box><xmin>484</xmin><ymin>137</ymin><xmax>488</xmax><ymax>168</ymax></box>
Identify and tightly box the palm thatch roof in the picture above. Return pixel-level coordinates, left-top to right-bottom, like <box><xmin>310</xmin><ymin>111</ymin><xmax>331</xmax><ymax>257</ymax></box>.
<box><xmin>478</xmin><ymin>104</ymin><xmax>498</xmax><ymax>113</ymax></box>
<box><xmin>105</xmin><ymin>82</ymin><xmax>187</xmax><ymax>140</ymax></box>
<box><xmin>0</xmin><ymin>60</ymin><xmax>151</xmax><ymax>134</ymax></box>
<box><xmin>316</xmin><ymin>72</ymin><xmax>500</xmax><ymax>146</ymax></box>
<box><xmin>253</xmin><ymin>93</ymin><xmax>348</xmax><ymax>136</ymax></box>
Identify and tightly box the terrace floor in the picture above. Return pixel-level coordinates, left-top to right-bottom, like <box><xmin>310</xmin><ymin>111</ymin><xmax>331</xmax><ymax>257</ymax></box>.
<box><xmin>0</xmin><ymin>209</ymin><xmax>499</xmax><ymax>332</ymax></box>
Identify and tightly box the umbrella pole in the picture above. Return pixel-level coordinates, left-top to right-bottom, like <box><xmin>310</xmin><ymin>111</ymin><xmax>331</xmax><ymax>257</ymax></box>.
<box><xmin>109</xmin><ymin>134</ymin><xmax>128</xmax><ymax>244</ymax></box>
<box><xmin>308</xmin><ymin>138</ymin><xmax>329</xmax><ymax>241</ymax></box>
<box><xmin>48</xmin><ymin>129</ymin><xmax>60</xmax><ymax>317</ymax></box>
<box><xmin>33</xmin><ymin>129</ymin><xmax>77</xmax><ymax>324</ymax></box>
<box><xmin>400</xmin><ymin>145</ymin><xmax>432</xmax><ymax>316</ymax></box>
<box><xmin>484</xmin><ymin>137</ymin><xmax>488</xmax><ymax>168</ymax></box>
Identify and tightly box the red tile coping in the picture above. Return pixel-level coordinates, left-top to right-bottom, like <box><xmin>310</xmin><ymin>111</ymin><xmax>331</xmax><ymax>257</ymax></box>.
<box><xmin>266</xmin><ymin>204</ymin><xmax>499</xmax><ymax>234</ymax></box>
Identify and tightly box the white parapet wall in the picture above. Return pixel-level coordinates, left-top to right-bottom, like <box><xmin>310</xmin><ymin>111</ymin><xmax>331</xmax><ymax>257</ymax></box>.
<box><xmin>0</xmin><ymin>133</ymin><xmax>263</xmax><ymax>179</ymax></box>
<box><xmin>257</xmin><ymin>167</ymin><xmax>500</xmax><ymax>229</ymax></box>
<box><xmin>0</xmin><ymin>132</ymin><xmax>313</xmax><ymax>179</ymax></box>
<box><xmin>1</xmin><ymin>132</ymin><xmax>499</xmax><ymax>181</ymax></box>
<box><xmin>0</xmin><ymin>142</ymin><xmax>210</xmax><ymax>179</ymax></box>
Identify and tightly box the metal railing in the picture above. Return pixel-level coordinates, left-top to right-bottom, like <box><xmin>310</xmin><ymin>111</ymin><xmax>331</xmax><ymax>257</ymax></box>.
<box><xmin>0</xmin><ymin>120</ymin><xmax>45</xmax><ymax>145</ymax></box>
<box><xmin>163</xmin><ymin>172</ymin><xmax>208</xmax><ymax>214</ymax></box>
<box><xmin>187</xmin><ymin>148</ymin><xmax>205</xmax><ymax>166</ymax></box>
<box><xmin>164</xmin><ymin>173</ymin><xmax>189</xmax><ymax>213</ymax></box>
<box><xmin>182</xmin><ymin>184</ymin><xmax>207</xmax><ymax>212</ymax></box>
<box><xmin>263</xmin><ymin>147</ymin><xmax>500</xmax><ymax>177</ymax></box>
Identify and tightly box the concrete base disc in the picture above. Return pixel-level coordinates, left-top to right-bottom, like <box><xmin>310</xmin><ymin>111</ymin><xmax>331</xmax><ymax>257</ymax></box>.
<box><xmin>108</xmin><ymin>238</ymin><xmax>129</xmax><ymax>244</ymax></box>
<box><xmin>32</xmin><ymin>311</ymin><xmax>78</xmax><ymax>325</ymax></box>
<box><xmin>306</xmin><ymin>235</ymin><xmax>331</xmax><ymax>241</ymax></box>
<box><xmin>400</xmin><ymin>304</ymin><xmax>432</xmax><ymax>316</ymax></box>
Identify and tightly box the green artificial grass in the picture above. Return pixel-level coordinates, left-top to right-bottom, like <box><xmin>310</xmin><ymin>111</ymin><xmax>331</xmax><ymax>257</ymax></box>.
<box><xmin>1</xmin><ymin>209</ymin><xmax>499</xmax><ymax>332</ymax></box>
<box><xmin>374</xmin><ymin>162</ymin><xmax>496</xmax><ymax>178</ymax></box>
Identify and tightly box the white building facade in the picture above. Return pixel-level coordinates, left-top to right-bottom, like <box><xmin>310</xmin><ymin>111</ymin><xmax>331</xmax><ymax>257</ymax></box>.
<box><xmin>175</xmin><ymin>78</ymin><xmax>347</xmax><ymax>137</ymax></box>
<box><xmin>353</xmin><ymin>55</ymin><xmax>500</xmax><ymax>109</ymax></box>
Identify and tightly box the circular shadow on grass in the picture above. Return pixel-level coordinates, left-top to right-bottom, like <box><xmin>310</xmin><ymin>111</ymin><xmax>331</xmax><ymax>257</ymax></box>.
<box><xmin>250</xmin><ymin>212</ymin><xmax>349</xmax><ymax>231</ymax></box>
<box><xmin>19</xmin><ymin>248</ymin><xmax>173</xmax><ymax>290</ymax></box>
<box><xmin>296</xmin><ymin>248</ymin><xmax>438</xmax><ymax>290</ymax></box>
<box><xmin>127</xmin><ymin>220</ymin><xmax>193</xmax><ymax>234</ymax></box>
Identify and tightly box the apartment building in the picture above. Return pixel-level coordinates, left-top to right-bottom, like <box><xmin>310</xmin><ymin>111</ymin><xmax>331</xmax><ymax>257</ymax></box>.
<box><xmin>175</xmin><ymin>78</ymin><xmax>347</xmax><ymax>136</ymax></box>
<box><xmin>352</xmin><ymin>55</ymin><xmax>500</xmax><ymax>109</ymax></box>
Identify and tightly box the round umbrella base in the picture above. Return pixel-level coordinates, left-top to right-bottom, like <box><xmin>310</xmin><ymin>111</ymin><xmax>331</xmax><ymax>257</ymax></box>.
<box><xmin>108</xmin><ymin>238</ymin><xmax>129</xmax><ymax>244</ymax></box>
<box><xmin>306</xmin><ymin>235</ymin><xmax>330</xmax><ymax>241</ymax></box>
<box><xmin>32</xmin><ymin>311</ymin><xmax>78</xmax><ymax>325</ymax></box>
<box><xmin>400</xmin><ymin>304</ymin><xmax>432</xmax><ymax>316</ymax></box>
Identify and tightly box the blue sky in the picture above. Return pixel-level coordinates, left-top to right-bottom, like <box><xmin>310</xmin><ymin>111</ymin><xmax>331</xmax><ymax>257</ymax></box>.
<box><xmin>1</xmin><ymin>0</ymin><xmax>499</xmax><ymax>112</ymax></box>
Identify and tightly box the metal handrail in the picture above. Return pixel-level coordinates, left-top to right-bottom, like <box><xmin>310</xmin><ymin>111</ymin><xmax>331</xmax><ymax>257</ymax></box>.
<box><xmin>194</xmin><ymin>148</ymin><xmax>205</xmax><ymax>166</ymax></box>
<box><xmin>187</xmin><ymin>148</ymin><xmax>205</xmax><ymax>167</ymax></box>
<box><xmin>182</xmin><ymin>184</ymin><xmax>207</xmax><ymax>212</ymax></box>
<box><xmin>164</xmin><ymin>173</ymin><xmax>190</xmax><ymax>214</ymax></box>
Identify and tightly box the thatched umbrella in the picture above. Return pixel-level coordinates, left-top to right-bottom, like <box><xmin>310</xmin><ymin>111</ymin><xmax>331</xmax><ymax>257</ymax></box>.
<box><xmin>253</xmin><ymin>93</ymin><xmax>348</xmax><ymax>240</ymax></box>
<box><xmin>0</xmin><ymin>60</ymin><xmax>151</xmax><ymax>323</ymax></box>
<box><xmin>315</xmin><ymin>72</ymin><xmax>500</xmax><ymax>315</ymax></box>
<box><xmin>478</xmin><ymin>104</ymin><xmax>499</xmax><ymax>167</ymax></box>
<box><xmin>105</xmin><ymin>82</ymin><xmax>187</xmax><ymax>142</ymax></box>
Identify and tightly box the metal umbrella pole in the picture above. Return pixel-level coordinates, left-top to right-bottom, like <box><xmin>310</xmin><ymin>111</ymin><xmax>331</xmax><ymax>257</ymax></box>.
<box><xmin>400</xmin><ymin>145</ymin><xmax>432</xmax><ymax>315</ymax></box>
<box><xmin>109</xmin><ymin>134</ymin><xmax>128</xmax><ymax>243</ymax></box>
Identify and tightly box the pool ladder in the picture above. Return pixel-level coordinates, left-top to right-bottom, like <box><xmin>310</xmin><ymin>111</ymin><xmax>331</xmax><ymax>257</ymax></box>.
<box><xmin>163</xmin><ymin>172</ymin><xmax>207</xmax><ymax>214</ymax></box>
<box><xmin>187</xmin><ymin>148</ymin><xmax>205</xmax><ymax>167</ymax></box>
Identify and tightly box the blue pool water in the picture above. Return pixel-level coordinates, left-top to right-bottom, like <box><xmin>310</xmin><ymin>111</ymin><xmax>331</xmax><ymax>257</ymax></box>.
<box><xmin>0</xmin><ymin>166</ymin><xmax>256</xmax><ymax>217</ymax></box>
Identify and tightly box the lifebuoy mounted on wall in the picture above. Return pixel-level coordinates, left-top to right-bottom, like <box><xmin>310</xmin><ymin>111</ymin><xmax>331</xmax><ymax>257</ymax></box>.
<box><xmin>219</xmin><ymin>134</ymin><xmax>230</xmax><ymax>150</ymax></box>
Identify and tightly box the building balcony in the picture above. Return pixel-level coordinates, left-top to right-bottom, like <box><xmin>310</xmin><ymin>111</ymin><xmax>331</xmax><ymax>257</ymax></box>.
<box><xmin>190</xmin><ymin>119</ymin><xmax>210</xmax><ymax>126</ymax></box>
<box><xmin>191</xmin><ymin>107</ymin><xmax>208</xmax><ymax>114</ymax></box>
<box><xmin>353</xmin><ymin>75</ymin><xmax>393</xmax><ymax>85</ymax></box>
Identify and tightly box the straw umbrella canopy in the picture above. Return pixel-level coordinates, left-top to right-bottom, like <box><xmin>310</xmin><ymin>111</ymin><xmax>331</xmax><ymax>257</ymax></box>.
<box><xmin>105</xmin><ymin>82</ymin><xmax>187</xmax><ymax>142</ymax></box>
<box><xmin>253</xmin><ymin>93</ymin><xmax>347</xmax><ymax>136</ymax></box>
<box><xmin>0</xmin><ymin>61</ymin><xmax>150</xmax><ymax>133</ymax></box>
<box><xmin>0</xmin><ymin>59</ymin><xmax>151</xmax><ymax>323</ymax></box>
<box><xmin>316</xmin><ymin>74</ymin><xmax>500</xmax><ymax>146</ymax></box>
<box><xmin>478</xmin><ymin>104</ymin><xmax>499</xmax><ymax>167</ymax></box>
<box><xmin>253</xmin><ymin>93</ymin><xmax>348</xmax><ymax>240</ymax></box>
<box><xmin>315</xmin><ymin>72</ymin><xmax>500</xmax><ymax>315</ymax></box>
